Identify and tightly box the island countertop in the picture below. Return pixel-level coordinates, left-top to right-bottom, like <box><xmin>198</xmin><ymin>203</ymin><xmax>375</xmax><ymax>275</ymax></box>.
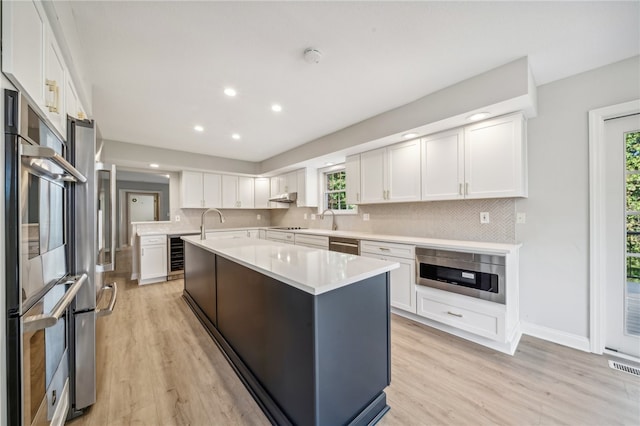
<box><xmin>182</xmin><ymin>235</ymin><xmax>399</xmax><ymax>295</ymax></box>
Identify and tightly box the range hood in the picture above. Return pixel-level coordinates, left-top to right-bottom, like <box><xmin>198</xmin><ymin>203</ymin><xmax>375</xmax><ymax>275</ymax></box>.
<box><xmin>268</xmin><ymin>192</ymin><xmax>297</xmax><ymax>203</ymax></box>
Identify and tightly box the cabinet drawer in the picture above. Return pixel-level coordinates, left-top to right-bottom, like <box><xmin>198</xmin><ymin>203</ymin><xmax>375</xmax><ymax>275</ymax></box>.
<box><xmin>294</xmin><ymin>234</ymin><xmax>329</xmax><ymax>248</ymax></box>
<box><xmin>360</xmin><ymin>240</ymin><xmax>415</xmax><ymax>259</ymax></box>
<box><xmin>140</xmin><ymin>235</ymin><xmax>167</xmax><ymax>246</ymax></box>
<box><xmin>266</xmin><ymin>230</ymin><xmax>295</xmax><ymax>243</ymax></box>
<box><xmin>416</xmin><ymin>287</ymin><xmax>505</xmax><ymax>341</ymax></box>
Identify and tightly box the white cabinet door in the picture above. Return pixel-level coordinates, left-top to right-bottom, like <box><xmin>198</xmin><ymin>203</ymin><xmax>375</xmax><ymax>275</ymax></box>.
<box><xmin>203</xmin><ymin>173</ymin><xmax>222</xmax><ymax>208</ymax></box>
<box><xmin>254</xmin><ymin>178</ymin><xmax>271</xmax><ymax>208</ymax></box>
<box><xmin>222</xmin><ymin>175</ymin><xmax>239</xmax><ymax>208</ymax></box>
<box><xmin>360</xmin><ymin>148</ymin><xmax>386</xmax><ymax>203</ymax></box>
<box><xmin>361</xmin><ymin>252</ymin><xmax>416</xmax><ymax>313</ymax></box>
<box><xmin>44</xmin><ymin>27</ymin><xmax>66</xmax><ymax>136</ymax></box>
<box><xmin>181</xmin><ymin>171</ymin><xmax>204</xmax><ymax>208</ymax></box>
<box><xmin>238</xmin><ymin>176</ymin><xmax>255</xmax><ymax>208</ymax></box>
<box><xmin>65</xmin><ymin>76</ymin><xmax>79</xmax><ymax>120</ymax></box>
<box><xmin>464</xmin><ymin>113</ymin><xmax>526</xmax><ymax>199</ymax></box>
<box><xmin>345</xmin><ymin>154</ymin><xmax>361</xmax><ymax>204</ymax></box>
<box><xmin>140</xmin><ymin>244</ymin><xmax>167</xmax><ymax>281</ymax></box>
<box><xmin>269</xmin><ymin>175</ymin><xmax>288</xmax><ymax>209</ymax></box>
<box><xmin>284</xmin><ymin>171</ymin><xmax>298</xmax><ymax>193</ymax></box>
<box><xmin>296</xmin><ymin>168</ymin><xmax>318</xmax><ymax>207</ymax></box>
<box><xmin>2</xmin><ymin>0</ymin><xmax>46</xmax><ymax>107</ymax></box>
<box><xmin>422</xmin><ymin>129</ymin><xmax>465</xmax><ymax>200</ymax></box>
<box><xmin>387</xmin><ymin>139</ymin><xmax>421</xmax><ymax>202</ymax></box>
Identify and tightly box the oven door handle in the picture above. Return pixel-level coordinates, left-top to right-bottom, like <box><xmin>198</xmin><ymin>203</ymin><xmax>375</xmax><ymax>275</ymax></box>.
<box><xmin>20</xmin><ymin>145</ymin><xmax>87</xmax><ymax>183</ymax></box>
<box><xmin>23</xmin><ymin>273</ymin><xmax>88</xmax><ymax>333</ymax></box>
<box><xmin>97</xmin><ymin>282</ymin><xmax>118</xmax><ymax>318</ymax></box>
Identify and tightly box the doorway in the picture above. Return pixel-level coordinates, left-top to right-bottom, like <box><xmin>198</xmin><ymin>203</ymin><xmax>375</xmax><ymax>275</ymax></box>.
<box><xmin>590</xmin><ymin>100</ymin><xmax>640</xmax><ymax>360</ymax></box>
<box><xmin>126</xmin><ymin>191</ymin><xmax>160</xmax><ymax>243</ymax></box>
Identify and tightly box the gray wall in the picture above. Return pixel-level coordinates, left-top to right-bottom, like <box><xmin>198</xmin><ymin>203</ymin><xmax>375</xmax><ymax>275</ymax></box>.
<box><xmin>116</xmin><ymin>179</ymin><xmax>171</xmax><ymax>247</ymax></box>
<box><xmin>516</xmin><ymin>55</ymin><xmax>640</xmax><ymax>342</ymax></box>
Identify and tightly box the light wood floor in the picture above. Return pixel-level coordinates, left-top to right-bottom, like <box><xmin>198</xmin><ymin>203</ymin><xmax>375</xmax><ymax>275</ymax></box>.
<box><xmin>70</xmin><ymin>249</ymin><xmax>640</xmax><ymax>425</ymax></box>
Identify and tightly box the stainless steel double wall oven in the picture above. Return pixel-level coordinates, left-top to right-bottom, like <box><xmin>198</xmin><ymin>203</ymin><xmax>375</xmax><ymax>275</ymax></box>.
<box><xmin>4</xmin><ymin>90</ymin><xmax>117</xmax><ymax>425</ymax></box>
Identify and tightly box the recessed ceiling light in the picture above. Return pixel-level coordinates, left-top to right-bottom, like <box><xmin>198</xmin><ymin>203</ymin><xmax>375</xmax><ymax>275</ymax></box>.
<box><xmin>224</xmin><ymin>87</ymin><xmax>237</xmax><ymax>97</ymax></box>
<box><xmin>271</xmin><ymin>104</ymin><xmax>282</xmax><ymax>112</ymax></box>
<box><xmin>402</xmin><ymin>132</ymin><xmax>419</xmax><ymax>139</ymax></box>
<box><xmin>325</xmin><ymin>162</ymin><xmax>334</xmax><ymax>166</ymax></box>
<box><xmin>468</xmin><ymin>112</ymin><xmax>490</xmax><ymax>121</ymax></box>
<box><xmin>194</xmin><ymin>125</ymin><xmax>204</xmax><ymax>132</ymax></box>
<box><xmin>164</xmin><ymin>174</ymin><xmax>170</xmax><ymax>178</ymax></box>
<box><xmin>231</xmin><ymin>133</ymin><xmax>241</xmax><ymax>140</ymax></box>
<box><xmin>149</xmin><ymin>163</ymin><xmax>159</xmax><ymax>168</ymax></box>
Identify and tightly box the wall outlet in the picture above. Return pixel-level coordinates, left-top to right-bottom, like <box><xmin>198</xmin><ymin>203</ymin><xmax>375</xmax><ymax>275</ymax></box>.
<box><xmin>303</xmin><ymin>213</ymin><xmax>308</xmax><ymax>220</ymax></box>
<box><xmin>311</xmin><ymin>214</ymin><xmax>316</xmax><ymax>220</ymax></box>
<box><xmin>175</xmin><ymin>215</ymin><xmax>181</xmax><ymax>222</ymax></box>
<box><xmin>480</xmin><ymin>212</ymin><xmax>490</xmax><ymax>224</ymax></box>
<box><xmin>256</xmin><ymin>214</ymin><xmax>261</xmax><ymax>220</ymax></box>
<box><xmin>517</xmin><ymin>212</ymin><xmax>526</xmax><ymax>224</ymax></box>
<box><xmin>363</xmin><ymin>213</ymin><xmax>370</xmax><ymax>221</ymax></box>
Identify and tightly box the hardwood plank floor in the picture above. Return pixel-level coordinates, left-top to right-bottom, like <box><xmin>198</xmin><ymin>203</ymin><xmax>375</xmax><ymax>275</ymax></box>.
<box><xmin>70</xmin><ymin>249</ymin><xmax>640</xmax><ymax>425</ymax></box>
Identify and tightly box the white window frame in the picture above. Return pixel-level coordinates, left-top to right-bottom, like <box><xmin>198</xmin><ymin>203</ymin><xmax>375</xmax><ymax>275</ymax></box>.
<box><xmin>317</xmin><ymin>164</ymin><xmax>358</xmax><ymax>215</ymax></box>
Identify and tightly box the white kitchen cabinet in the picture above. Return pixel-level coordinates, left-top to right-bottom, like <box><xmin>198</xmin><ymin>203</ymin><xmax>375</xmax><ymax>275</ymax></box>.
<box><xmin>265</xmin><ymin>230</ymin><xmax>295</xmax><ymax>244</ymax></box>
<box><xmin>65</xmin><ymin>76</ymin><xmax>86</xmax><ymax>120</ymax></box>
<box><xmin>360</xmin><ymin>139</ymin><xmax>421</xmax><ymax>204</ymax></box>
<box><xmin>254</xmin><ymin>178</ymin><xmax>271</xmax><ymax>208</ymax></box>
<box><xmin>421</xmin><ymin>129</ymin><xmax>465</xmax><ymax>200</ymax></box>
<box><xmin>43</xmin><ymin>26</ymin><xmax>67</xmax><ymax>135</ymax></box>
<box><xmin>464</xmin><ymin>113</ymin><xmax>527</xmax><ymax>199</ymax></box>
<box><xmin>294</xmin><ymin>234</ymin><xmax>329</xmax><ymax>249</ymax></box>
<box><xmin>284</xmin><ymin>171</ymin><xmax>298</xmax><ymax>193</ymax></box>
<box><xmin>345</xmin><ymin>154</ymin><xmax>361</xmax><ymax>205</ymax></box>
<box><xmin>2</xmin><ymin>0</ymin><xmax>46</xmax><ymax>108</ymax></box>
<box><xmin>269</xmin><ymin>175</ymin><xmax>289</xmax><ymax>209</ymax></box>
<box><xmin>206</xmin><ymin>229</ymin><xmax>259</xmax><ymax>239</ymax></box>
<box><xmin>222</xmin><ymin>175</ymin><xmax>254</xmax><ymax>208</ymax></box>
<box><xmin>296</xmin><ymin>168</ymin><xmax>318</xmax><ymax>207</ymax></box>
<box><xmin>361</xmin><ymin>240</ymin><xmax>416</xmax><ymax>313</ymax></box>
<box><xmin>180</xmin><ymin>171</ymin><xmax>222</xmax><ymax>208</ymax></box>
<box><xmin>139</xmin><ymin>235</ymin><xmax>167</xmax><ymax>285</ymax></box>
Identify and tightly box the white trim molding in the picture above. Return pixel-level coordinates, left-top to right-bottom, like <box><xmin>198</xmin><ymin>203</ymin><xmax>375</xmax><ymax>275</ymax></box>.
<box><xmin>588</xmin><ymin>99</ymin><xmax>640</xmax><ymax>354</ymax></box>
<box><xmin>521</xmin><ymin>322</ymin><xmax>590</xmax><ymax>353</ymax></box>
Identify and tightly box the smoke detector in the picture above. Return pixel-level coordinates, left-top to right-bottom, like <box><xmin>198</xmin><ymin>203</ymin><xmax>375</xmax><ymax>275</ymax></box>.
<box><xmin>303</xmin><ymin>48</ymin><xmax>322</xmax><ymax>64</ymax></box>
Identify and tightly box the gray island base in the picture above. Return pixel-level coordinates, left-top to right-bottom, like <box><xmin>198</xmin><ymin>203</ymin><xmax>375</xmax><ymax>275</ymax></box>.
<box><xmin>182</xmin><ymin>238</ymin><xmax>393</xmax><ymax>425</ymax></box>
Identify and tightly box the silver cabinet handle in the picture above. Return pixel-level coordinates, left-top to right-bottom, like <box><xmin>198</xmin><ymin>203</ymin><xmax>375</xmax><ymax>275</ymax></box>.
<box><xmin>97</xmin><ymin>282</ymin><xmax>118</xmax><ymax>317</ymax></box>
<box><xmin>465</xmin><ymin>183</ymin><xmax>469</xmax><ymax>195</ymax></box>
<box><xmin>141</xmin><ymin>248</ymin><xmax>144</xmax><ymax>256</ymax></box>
<box><xmin>459</xmin><ymin>183</ymin><xmax>463</xmax><ymax>196</ymax></box>
<box><xmin>447</xmin><ymin>311</ymin><xmax>463</xmax><ymax>318</ymax></box>
<box><xmin>378</xmin><ymin>247</ymin><xmax>391</xmax><ymax>251</ymax></box>
<box><xmin>356</xmin><ymin>193</ymin><xmax>360</xmax><ymax>202</ymax></box>
<box><xmin>23</xmin><ymin>274</ymin><xmax>88</xmax><ymax>332</ymax></box>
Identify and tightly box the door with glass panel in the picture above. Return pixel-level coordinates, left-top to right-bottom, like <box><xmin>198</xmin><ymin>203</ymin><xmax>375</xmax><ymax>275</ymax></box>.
<box><xmin>606</xmin><ymin>114</ymin><xmax>640</xmax><ymax>359</ymax></box>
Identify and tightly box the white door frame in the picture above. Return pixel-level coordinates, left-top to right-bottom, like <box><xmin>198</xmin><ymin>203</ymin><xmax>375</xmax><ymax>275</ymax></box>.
<box><xmin>589</xmin><ymin>99</ymin><xmax>640</xmax><ymax>354</ymax></box>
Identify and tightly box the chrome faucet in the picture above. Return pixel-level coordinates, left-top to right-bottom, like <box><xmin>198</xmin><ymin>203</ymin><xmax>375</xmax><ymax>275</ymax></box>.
<box><xmin>320</xmin><ymin>209</ymin><xmax>337</xmax><ymax>231</ymax></box>
<box><xmin>200</xmin><ymin>208</ymin><xmax>226</xmax><ymax>239</ymax></box>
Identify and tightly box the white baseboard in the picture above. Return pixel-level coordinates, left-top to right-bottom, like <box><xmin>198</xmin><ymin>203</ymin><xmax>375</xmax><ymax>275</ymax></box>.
<box><xmin>521</xmin><ymin>321</ymin><xmax>590</xmax><ymax>352</ymax></box>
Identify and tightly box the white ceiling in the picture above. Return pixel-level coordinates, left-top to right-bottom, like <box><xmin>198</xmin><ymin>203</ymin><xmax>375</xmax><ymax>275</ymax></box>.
<box><xmin>68</xmin><ymin>1</ymin><xmax>639</xmax><ymax>163</ymax></box>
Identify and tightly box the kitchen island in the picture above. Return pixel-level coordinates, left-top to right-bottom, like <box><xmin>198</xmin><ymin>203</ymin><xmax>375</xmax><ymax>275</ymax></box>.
<box><xmin>182</xmin><ymin>235</ymin><xmax>398</xmax><ymax>426</ymax></box>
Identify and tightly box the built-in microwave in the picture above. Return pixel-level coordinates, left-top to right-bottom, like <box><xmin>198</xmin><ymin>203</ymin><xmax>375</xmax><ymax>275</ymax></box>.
<box><xmin>415</xmin><ymin>248</ymin><xmax>506</xmax><ymax>304</ymax></box>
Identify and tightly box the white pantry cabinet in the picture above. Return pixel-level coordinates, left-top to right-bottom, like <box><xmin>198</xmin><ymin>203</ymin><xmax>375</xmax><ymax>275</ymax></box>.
<box><xmin>222</xmin><ymin>175</ymin><xmax>255</xmax><ymax>209</ymax></box>
<box><xmin>345</xmin><ymin>154</ymin><xmax>361</xmax><ymax>205</ymax></box>
<box><xmin>360</xmin><ymin>139</ymin><xmax>421</xmax><ymax>204</ymax></box>
<box><xmin>180</xmin><ymin>171</ymin><xmax>222</xmax><ymax>208</ymax></box>
<box><xmin>464</xmin><ymin>113</ymin><xmax>527</xmax><ymax>199</ymax></box>
<box><xmin>360</xmin><ymin>240</ymin><xmax>416</xmax><ymax>313</ymax></box>
<box><xmin>138</xmin><ymin>235</ymin><xmax>167</xmax><ymax>285</ymax></box>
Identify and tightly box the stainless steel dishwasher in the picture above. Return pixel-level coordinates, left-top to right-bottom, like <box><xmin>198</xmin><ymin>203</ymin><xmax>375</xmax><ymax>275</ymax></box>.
<box><xmin>328</xmin><ymin>236</ymin><xmax>360</xmax><ymax>255</ymax></box>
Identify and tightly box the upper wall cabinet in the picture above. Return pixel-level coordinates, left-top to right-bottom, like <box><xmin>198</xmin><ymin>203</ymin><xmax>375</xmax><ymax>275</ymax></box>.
<box><xmin>2</xmin><ymin>0</ymin><xmax>46</xmax><ymax>107</ymax></box>
<box><xmin>296</xmin><ymin>168</ymin><xmax>318</xmax><ymax>207</ymax></box>
<box><xmin>254</xmin><ymin>178</ymin><xmax>271</xmax><ymax>209</ymax></box>
<box><xmin>44</xmin><ymin>25</ymin><xmax>67</xmax><ymax>134</ymax></box>
<box><xmin>421</xmin><ymin>113</ymin><xmax>527</xmax><ymax>200</ymax></box>
<box><xmin>65</xmin><ymin>75</ymin><xmax>86</xmax><ymax>120</ymax></box>
<box><xmin>421</xmin><ymin>129</ymin><xmax>465</xmax><ymax>201</ymax></box>
<box><xmin>463</xmin><ymin>113</ymin><xmax>527</xmax><ymax>199</ymax></box>
<box><xmin>360</xmin><ymin>139</ymin><xmax>422</xmax><ymax>204</ymax></box>
<box><xmin>180</xmin><ymin>171</ymin><xmax>222</xmax><ymax>208</ymax></box>
<box><xmin>222</xmin><ymin>175</ymin><xmax>255</xmax><ymax>209</ymax></box>
<box><xmin>345</xmin><ymin>154</ymin><xmax>361</xmax><ymax>205</ymax></box>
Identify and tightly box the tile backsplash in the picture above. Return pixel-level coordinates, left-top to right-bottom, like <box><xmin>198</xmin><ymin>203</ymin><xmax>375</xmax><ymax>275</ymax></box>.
<box><xmin>271</xmin><ymin>199</ymin><xmax>517</xmax><ymax>243</ymax></box>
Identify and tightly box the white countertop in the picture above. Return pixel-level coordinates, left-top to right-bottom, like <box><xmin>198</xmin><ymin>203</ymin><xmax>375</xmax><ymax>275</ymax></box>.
<box><xmin>182</xmin><ymin>235</ymin><xmax>399</xmax><ymax>296</ymax></box>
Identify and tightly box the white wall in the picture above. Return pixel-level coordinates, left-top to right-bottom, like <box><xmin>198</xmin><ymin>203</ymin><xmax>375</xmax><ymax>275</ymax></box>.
<box><xmin>517</xmin><ymin>56</ymin><xmax>640</xmax><ymax>345</ymax></box>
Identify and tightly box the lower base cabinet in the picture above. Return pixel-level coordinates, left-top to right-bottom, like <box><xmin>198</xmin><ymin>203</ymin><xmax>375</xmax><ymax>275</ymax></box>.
<box><xmin>138</xmin><ymin>235</ymin><xmax>167</xmax><ymax>284</ymax></box>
